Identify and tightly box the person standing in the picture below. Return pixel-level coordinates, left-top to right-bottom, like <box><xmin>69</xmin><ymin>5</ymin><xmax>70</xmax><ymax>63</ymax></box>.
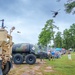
<box><xmin>38</xmin><ymin>45</ymin><xmax>44</xmax><ymax>61</ymax></box>
<box><xmin>39</xmin><ymin>51</ymin><xmax>44</xmax><ymax>61</ymax></box>
<box><xmin>68</xmin><ymin>50</ymin><xmax>72</xmax><ymax>60</ymax></box>
<box><xmin>47</xmin><ymin>50</ymin><xmax>52</xmax><ymax>61</ymax></box>
<box><xmin>51</xmin><ymin>51</ymin><xmax>55</xmax><ymax>60</ymax></box>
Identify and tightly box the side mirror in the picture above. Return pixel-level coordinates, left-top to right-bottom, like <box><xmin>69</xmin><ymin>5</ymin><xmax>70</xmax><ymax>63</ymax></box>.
<box><xmin>10</xmin><ymin>26</ymin><xmax>15</xmax><ymax>35</ymax></box>
<box><xmin>11</xmin><ymin>26</ymin><xmax>15</xmax><ymax>31</ymax></box>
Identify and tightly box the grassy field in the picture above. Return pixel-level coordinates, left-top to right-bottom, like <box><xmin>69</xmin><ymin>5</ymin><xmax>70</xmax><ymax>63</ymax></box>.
<box><xmin>8</xmin><ymin>52</ymin><xmax>75</xmax><ymax>75</ymax></box>
<box><xmin>43</xmin><ymin>52</ymin><xmax>75</xmax><ymax>75</ymax></box>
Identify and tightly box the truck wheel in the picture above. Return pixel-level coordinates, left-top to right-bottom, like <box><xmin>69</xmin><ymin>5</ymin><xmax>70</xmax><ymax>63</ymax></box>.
<box><xmin>2</xmin><ymin>61</ymin><xmax>10</xmax><ymax>75</ymax></box>
<box><xmin>13</xmin><ymin>54</ymin><xmax>23</xmax><ymax>64</ymax></box>
<box><xmin>25</xmin><ymin>54</ymin><xmax>36</xmax><ymax>65</ymax></box>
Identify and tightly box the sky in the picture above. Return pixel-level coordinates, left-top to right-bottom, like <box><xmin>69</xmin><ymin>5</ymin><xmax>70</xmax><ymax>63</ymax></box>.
<box><xmin>0</xmin><ymin>0</ymin><xmax>75</xmax><ymax>44</ymax></box>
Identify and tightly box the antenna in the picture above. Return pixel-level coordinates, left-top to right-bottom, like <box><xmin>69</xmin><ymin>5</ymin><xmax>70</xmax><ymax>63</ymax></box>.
<box><xmin>0</xmin><ymin>19</ymin><xmax>5</xmax><ymax>28</ymax></box>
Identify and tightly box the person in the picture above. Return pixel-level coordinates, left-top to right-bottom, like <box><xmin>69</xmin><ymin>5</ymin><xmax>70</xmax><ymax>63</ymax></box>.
<box><xmin>51</xmin><ymin>51</ymin><xmax>55</xmax><ymax>60</ymax></box>
<box><xmin>47</xmin><ymin>50</ymin><xmax>52</xmax><ymax>61</ymax></box>
<box><xmin>55</xmin><ymin>51</ymin><xmax>59</xmax><ymax>58</ymax></box>
<box><xmin>39</xmin><ymin>51</ymin><xmax>44</xmax><ymax>61</ymax></box>
<box><xmin>59</xmin><ymin>51</ymin><xmax>62</xmax><ymax>58</ymax></box>
<box><xmin>38</xmin><ymin>45</ymin><xmax>44</xmax><ymax>61</ymax></box>
<box><xmin>68</xmin><ymin>50</ymin><xmax>72</xmax><ymax>60</ymax></box>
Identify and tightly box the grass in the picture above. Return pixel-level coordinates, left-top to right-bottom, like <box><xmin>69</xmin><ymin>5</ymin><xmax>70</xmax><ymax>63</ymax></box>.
<box><xmin>8</xmin><ymin>53</ymin><xmax>75</xmax><ymax>75</ymax></box>
<box><xmin>44</xmin><ymin>52</ymin><xmax>75</xmax><ymax>75</ymax></box>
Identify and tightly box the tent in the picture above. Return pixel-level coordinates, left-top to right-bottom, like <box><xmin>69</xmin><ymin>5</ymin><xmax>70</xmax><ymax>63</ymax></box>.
<box><xmin>55</xmin><ymin>48</ymin><xmax>62</xmax><ymax>51</ymax></box>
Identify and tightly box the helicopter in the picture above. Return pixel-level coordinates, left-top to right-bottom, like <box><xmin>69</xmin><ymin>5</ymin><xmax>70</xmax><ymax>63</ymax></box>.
<box><xmin>51</xmin><ymin>9</ymin><xmax>61</xmax><ymax>18</ymax></box>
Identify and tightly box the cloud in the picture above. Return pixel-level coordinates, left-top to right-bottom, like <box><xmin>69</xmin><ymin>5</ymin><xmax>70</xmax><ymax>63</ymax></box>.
<box><xmin>0</xmin><ymin>0</ymin><xmax>74</xmax><ymax>44</ymax></box>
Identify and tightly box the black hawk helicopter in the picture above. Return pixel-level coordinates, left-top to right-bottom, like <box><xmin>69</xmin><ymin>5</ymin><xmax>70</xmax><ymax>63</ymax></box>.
<box><xmin>51</xmin><ymin>9</ymin><xmax>61</xmax><ymax>18</ymax></box>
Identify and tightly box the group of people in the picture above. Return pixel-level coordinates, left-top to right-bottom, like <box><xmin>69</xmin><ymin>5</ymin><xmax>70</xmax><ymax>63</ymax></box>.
<box><xmin>39</xmin><ymin>50</ymin><xmax>72</xmax><ymax>62</ymax></box>
<box><xmin>39</xmin><ymin>50</ymin><xmax>56</xmax><ymax>61</ymax></box>
<box><xmin>38</xmin><ymin>49</ymin><xmax>72</xmax><ymax>62</ymax></box>
<box><xmin>47</xmin><ymin>50</ymin><xmax>56</xmax><ymax>61</ymax></box>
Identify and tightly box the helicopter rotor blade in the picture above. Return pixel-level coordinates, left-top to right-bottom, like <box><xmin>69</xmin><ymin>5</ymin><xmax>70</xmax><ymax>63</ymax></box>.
<box><xmin>57</xmin><ymin>9</ymin><xmax>61</xmax><ymax>11</ymax></box>
<box><xmin>51</xmin><ymin>10</ymin><xmax>55</xmax><ymax>12</ymax></box>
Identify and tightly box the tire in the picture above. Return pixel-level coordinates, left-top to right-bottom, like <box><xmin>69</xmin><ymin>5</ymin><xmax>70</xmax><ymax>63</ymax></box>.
<box><xmin>25</xmin><ymin>54</ymin><xmax>36</xmax><ymax>65</ymax></box>
<box><xmin>2</xmin><ymin>61</ymin><xmax>10</xmax><ymax>75</ymax></box>
<box><xmin>13</xmin><ymin>54</ymin><xmax>23</xmax><ymax>64</ymax></box>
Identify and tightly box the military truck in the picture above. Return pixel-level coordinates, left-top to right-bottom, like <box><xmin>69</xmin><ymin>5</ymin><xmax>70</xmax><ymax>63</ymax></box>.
<box><xmin>0</xmin><ymin>19</ymin><xmax>15</xmax><ymax>75</ymax></box>
<box><xmin>12</xmin><ymin>43</ymin><xmax>36</xmax><ymax>65</ymax></box>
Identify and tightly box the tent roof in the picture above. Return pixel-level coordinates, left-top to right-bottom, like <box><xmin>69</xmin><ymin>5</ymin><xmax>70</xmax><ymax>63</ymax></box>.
<box><xmin>55</xmin><ymin>48</ymin><xmax>62</xmax><ymax>51</ymax></box>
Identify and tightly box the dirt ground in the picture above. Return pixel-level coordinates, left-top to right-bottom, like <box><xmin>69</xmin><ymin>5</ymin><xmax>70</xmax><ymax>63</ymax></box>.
<box><xmin>8</xmin><ymin>59</ymin><xmax>53</xmax><ymax>75</ymax></box>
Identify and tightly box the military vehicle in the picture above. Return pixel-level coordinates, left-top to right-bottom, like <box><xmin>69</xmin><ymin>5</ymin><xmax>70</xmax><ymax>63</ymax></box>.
<box><xmin>0</xmin><ymin>19</ymin><xmax>15</xmax><ymax>75</ymax></box>
<box><xmin>12</xmin><ymin>43</ymin><xmax>36</xmax><ymax>65</ymax></box>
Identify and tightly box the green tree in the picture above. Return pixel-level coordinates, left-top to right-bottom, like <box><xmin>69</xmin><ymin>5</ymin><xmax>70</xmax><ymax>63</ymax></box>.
<box><xmin>54</xmin><ymin>31</ymin><xmax>62</xmax><ymax>48</ymax></box>
<box><xmin>69</xmin><ymin>23</ymin><xmax>75</xmax><ymax>48</ymax></box>
<box><xmin>38</xmin><ymin>19</ymin><xmax>59</xmax><ymax>47</ymax></box>
<box><xmin>65</xmin><ymin>1</ymin><xmax>75</xmax><ymax>14</ymax></box>
<box><xmin>63</xmin><ymin>29</ymin><xmax>70</xmax><ymax>49</ymax></box>
<box><xmin>61</xmin><ymin>23</ymin><xmax>75</xmax><ymax>49</ymax></box>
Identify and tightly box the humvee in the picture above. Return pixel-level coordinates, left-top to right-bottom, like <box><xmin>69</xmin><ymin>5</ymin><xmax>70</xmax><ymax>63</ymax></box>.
<box><xmin>0</xmin><ymin>19</ymin><xmax>15</xmax><ymax>75</ymax></box>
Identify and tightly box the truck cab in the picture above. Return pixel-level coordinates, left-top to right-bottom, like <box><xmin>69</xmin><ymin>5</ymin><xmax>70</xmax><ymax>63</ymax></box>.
<box><xmin>0</xmin><ymin>19</ymin><xmax>15</xmax><ymax>75</ymax></box>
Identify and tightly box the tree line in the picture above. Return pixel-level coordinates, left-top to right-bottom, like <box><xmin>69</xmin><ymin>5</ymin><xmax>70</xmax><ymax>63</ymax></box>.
<box><xmin>38</xmin><ymin>0</ymin><xmax>75</xmax><ymax>50</ymax></box>
<box><xmin>38</xmin><ymin>19</ymin><xmax>75</xmax><ymax>50</ymax></box>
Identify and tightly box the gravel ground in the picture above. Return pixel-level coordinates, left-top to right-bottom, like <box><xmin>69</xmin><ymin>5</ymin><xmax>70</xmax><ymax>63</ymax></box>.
<box><xmin>8</xmin><ymin>59</ymin><xmax>53</xmax><ymax>75</ymax></box>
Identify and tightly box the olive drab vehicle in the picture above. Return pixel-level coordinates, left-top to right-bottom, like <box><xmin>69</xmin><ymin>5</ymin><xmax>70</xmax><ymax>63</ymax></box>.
<box><xmin>0</xmin><ymin>19</ymin><xmax>15</xmax><ymax>75</ymax></box>
<box><xmin>12</xmin><ymin>43</ymin><xmax>36</xmax><ymax>65</ymax></box>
